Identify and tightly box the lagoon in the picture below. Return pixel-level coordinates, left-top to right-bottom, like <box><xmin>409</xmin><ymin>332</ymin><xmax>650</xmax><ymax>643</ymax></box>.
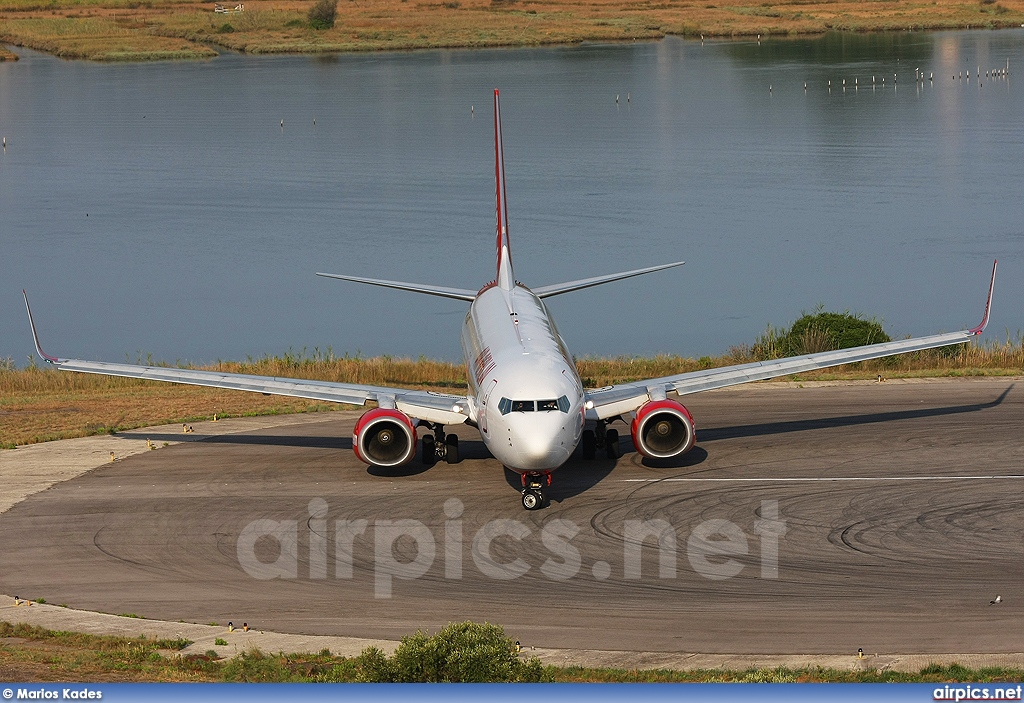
<box><xmin>1</xmin><ymin>31</ymin><xmax>1022</xmax><ymax>366</ymax></box>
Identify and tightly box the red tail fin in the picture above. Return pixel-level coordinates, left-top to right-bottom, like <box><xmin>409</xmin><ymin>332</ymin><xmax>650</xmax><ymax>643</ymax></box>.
<box><xmin>494</xmin><ymin>89</ymin><xmax>514</xmax><ymax>290</ymax></box>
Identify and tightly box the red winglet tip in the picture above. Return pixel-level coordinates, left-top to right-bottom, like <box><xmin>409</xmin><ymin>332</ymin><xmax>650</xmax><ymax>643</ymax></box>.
<box><xmin>22</xmin><ymin>290</ymin><xmax>60</xmax><ymax>364</ymax></box>
<box><xmin>968</xmin><ymin>259</ymin><xmax>997</xmax><ymax>336</ymax></box>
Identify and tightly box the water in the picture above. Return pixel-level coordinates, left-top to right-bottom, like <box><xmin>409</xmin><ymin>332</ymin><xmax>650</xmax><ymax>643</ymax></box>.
<box><xmin>1</xmin><ymin>31</ymin><xmax>1022</xmax><ymax>367</ymax></box>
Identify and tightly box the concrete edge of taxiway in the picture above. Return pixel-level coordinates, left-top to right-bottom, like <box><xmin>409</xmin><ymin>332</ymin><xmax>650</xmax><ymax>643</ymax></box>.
<box><xmin>3</xmin><ymin>378</ymin><xmax>1023</xmax><ymax>672</ymax></box>
<box><xmin>4</xmin><ymin>598</ymin><xmax>1023</xmax><ymax>673</ymax></box>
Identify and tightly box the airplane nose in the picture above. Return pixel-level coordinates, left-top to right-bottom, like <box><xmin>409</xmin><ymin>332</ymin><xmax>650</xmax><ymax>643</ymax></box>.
<box><xmin>510</xmin><ymin>418</ymin><xmax>572</xmax><ymax>469</ymax></box>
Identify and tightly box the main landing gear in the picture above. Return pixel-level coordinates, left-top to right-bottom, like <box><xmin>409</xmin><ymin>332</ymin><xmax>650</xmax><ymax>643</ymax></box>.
<box><xmin>520</xmin><ymin>471</ymin><xmax>552</xmax><ymax>510</ymax></box>
<box><xmin>580</xmin><ymin>419</ymin><xmax>621</xmax><ymax>460</ymax></box>
<box><xmin>421</xmin><ymin>423</ymin><xmax>460</xmax><ymax>466</ymax></box>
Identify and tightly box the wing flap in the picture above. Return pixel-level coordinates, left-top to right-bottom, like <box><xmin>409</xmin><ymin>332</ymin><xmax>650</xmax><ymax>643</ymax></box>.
<box><xmin>669</xmin><ymin>330</ymin><xmax>972</xmax><ymax>396</ymax></box>
<box><xmin>58</xmin><ymin>359</ymin><xmax>382</xmax><ymax>405</ymax></box>
<box><xmin>397</xmin><ymin>392</ymin><xmax>469</xmax><ymax>425</ymax></box>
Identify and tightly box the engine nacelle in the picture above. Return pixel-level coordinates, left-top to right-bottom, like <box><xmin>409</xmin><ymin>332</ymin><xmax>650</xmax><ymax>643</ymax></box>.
<box><xmin>631</xmin><ymin>399</ymin><xmax>696</xmax><ymax>459</ymax></box>
<box><xmin>352</xmin><ymin>408</ymin><xmax>417</xmax><ymax>467</ymax></box>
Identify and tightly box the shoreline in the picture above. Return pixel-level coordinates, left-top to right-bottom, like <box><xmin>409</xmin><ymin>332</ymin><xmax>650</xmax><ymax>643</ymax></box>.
<box><xmin>2</xmin><ymin>0</ymin><xmax>1023</xmax><ymax>62</ymax></box>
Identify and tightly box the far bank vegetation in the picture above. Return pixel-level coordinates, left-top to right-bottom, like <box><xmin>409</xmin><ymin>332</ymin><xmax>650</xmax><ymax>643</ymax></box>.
<box><xmin>2</xmin><ymin>0</ymin><xmax>1024</xmax><ymax>61</ymax></box>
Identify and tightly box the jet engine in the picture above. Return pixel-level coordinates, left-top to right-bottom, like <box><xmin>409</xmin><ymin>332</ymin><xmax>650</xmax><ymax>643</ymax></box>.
<box><xmin>352</xmin><ymin>408</ymin><xmax>418</xmax><ymax>467</ymax></box>
<box><xmin>630</xmin><ymin>399</ymin><xmax>696</xmax><ymax>459</ymax></box>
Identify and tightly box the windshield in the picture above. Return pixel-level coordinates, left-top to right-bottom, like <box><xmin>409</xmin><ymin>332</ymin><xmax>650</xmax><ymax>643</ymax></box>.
<box><xmin>498</xmin><ymin>396</ymin><xmax>571</xmax><ymax>415</ymax></box>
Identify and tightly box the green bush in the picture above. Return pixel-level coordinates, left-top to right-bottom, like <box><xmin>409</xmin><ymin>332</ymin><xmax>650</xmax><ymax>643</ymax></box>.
<box><xmin>788</xmin><ymin>310</ymin><xmax>889</xmax><ymax>353</ymax></box>
<box><xmin>754</xmin><ymin>308</ymin><xmax>890</xmax><ymax>359</ymax></box>
<box><xmin>215</xmin><ymin>22</ymin><xmax>235</xmax><ymax>33</ymax></box>
<box><xmin>352</xmin><ymin>622</ymin><xmax>546</xmax><ymax>682</ymax></box>
<box><xmin>308</xmin><ymin>0</ymin><xmax>338</xmax><ymax>29</ymax></box>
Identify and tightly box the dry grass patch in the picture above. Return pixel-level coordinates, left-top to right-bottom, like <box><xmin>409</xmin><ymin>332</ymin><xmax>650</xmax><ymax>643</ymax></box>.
<box><xmin>0</xmin><ymin>15</ymin><xmax>216</xmax><ymax>58</ymax></box>
<box><xmin>2</xmin><ymin>0</ymin><xmax>1022</xmax><ymax>59</ymax></box>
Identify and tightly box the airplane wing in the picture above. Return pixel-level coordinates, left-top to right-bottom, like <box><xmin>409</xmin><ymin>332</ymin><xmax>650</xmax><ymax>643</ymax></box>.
<box><xmin>584</xmin><ymin>260</ymin><xmax>998</xmax><ymax>420</ymax></box>
<box><xmin>22</xmin><ymin>292</ymin><xmax>470</xmax><ymax>427</ymax></box>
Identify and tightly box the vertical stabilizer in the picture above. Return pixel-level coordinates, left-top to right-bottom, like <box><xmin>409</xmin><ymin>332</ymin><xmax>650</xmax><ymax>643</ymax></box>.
<box><xmin>494</xmin><ymin>89</ymin><xmax>514</xmax><ymax>291</ymax></box>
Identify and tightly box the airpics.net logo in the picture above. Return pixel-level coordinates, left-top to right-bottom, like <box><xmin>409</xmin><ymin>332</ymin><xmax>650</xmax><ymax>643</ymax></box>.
<box><xmin>236</xmin><ymin>499</ymin><xmax>787</xmax><ymax>598</ymax></box>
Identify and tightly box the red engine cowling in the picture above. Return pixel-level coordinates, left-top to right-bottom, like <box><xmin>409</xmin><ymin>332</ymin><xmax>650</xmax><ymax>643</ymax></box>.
<box><xmin>631</xmin><ymin>399</ymin><xmax>696</xmax><ymax>459</ymax></box>
<box><xmin>352</xmin><ymin>408</ymin><xmax>418</xmax><ymax>467</ymax></box>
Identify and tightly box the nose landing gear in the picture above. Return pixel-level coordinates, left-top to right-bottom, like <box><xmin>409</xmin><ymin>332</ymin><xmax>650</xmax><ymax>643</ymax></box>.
<box><xmin>520</xmin><ymin>471</ymin><xmax>552</xmax><ymax>510</ymax></box>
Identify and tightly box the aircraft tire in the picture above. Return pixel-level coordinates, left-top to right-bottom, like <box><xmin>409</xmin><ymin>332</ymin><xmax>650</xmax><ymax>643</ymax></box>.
<box><xmin>581</xmin><ymin>430</ymin><xmax>596</xmax><ymax>460</ymax></box>
<box><xmin>606</xmin><ymin>429</ymin><xmax>620</xmax><ymax>459</ymax></box>
<box><xmin>522</xmin><ymin>489</ymin><xmax>542</xmax><ymax>510</ymax></box>
<box><xmin>421</xmin><ymin>435</ymin><xmax>436</xmax><ymax>465</ymax></box>
<box><xmin>444</xmin><ymin>434</ymin><xmax>460</xmax><ymax>464</ymax></box>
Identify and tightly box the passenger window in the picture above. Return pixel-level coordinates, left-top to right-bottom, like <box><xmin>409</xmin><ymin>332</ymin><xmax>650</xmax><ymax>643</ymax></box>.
<box><xmin>511</xmin><ymin>400</ymin><xmax>535</xmax><ymax>412</ymax></box>
<box><xmin>557</xmin><ymin>395</ymin><xmax>570</xmax><ymax>413</ymax></box>
<box><xmin>537</xmin><ymin>399</ymin><xmax>559</xmax><ymax>412</ymax></box>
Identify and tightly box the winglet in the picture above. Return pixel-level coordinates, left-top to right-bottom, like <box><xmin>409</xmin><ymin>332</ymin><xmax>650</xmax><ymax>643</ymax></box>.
<box><xmin>968</xmin><ymin>259</ymin><xmax>997</xmax><ymax>335</ymax></box>
<box><xmin>22</xmin><ymin>290</ymin><xmax>60</xmax><ymax>364</ymax></box>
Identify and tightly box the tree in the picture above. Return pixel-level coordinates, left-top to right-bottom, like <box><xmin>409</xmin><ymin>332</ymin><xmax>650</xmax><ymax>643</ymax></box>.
<box><xmin>308</xmin><ymin>0</ymin><xmax>337</xmax><ymax>29</ymax></box>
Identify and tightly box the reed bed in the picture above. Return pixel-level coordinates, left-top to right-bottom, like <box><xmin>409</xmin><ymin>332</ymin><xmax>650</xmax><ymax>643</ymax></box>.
<box><xmin>2</xmin><ymin>0</ymin><xmax>1023</xmax><ymax>62</ymax></box>
<box><xmin>0</xmin><ymin>16</ymin><xmax>216</xmax><ymax>59</ymax></box>
<box><xmin>2</xmin><ymin>337</ymin><xmax>1021</xmax><ymax>449</ymax></box>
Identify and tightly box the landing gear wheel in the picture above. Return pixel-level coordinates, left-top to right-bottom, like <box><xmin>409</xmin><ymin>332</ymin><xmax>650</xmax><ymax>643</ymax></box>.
<box><xmin>444</xmin><ymin>434</ymin><xmax>460</xmax><ymax>464</ymax></box>
<box><xmin>581</xmin><ymin>430</ymin><xmax>596</xmax><ymax>460</ymax></box>
<box><xmin>421</xmin><ymin>435</ymin><xmax>436</xmax><ymax>465</ymax></box>
<box><xmin>605</xmin><ymin>429</ymin><xmax>620</xmax><ymax>459</ymax></box>
<box><xmin>522</xmin><ymin>489</ymin><xmax>543</xmax><ymax>510</ymax></box>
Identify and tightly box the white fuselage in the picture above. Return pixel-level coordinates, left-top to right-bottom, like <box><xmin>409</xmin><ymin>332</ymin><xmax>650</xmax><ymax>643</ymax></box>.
<box><xmin>461</xmin><ymin>283</ymin><xmax>585</xmax><ymax>473</ymax></box>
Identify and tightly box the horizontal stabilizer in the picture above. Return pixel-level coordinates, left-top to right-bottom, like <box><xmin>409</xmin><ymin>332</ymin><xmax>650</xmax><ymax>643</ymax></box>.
<box><xmin>316</xmin><ymin>272</ymin><xmax>477</xmax><ymax>302</ymax></box>
<box><xmin>531</xmin><ymin>260</ymin><xmax>685</xmax><ymax>299</ymax></box>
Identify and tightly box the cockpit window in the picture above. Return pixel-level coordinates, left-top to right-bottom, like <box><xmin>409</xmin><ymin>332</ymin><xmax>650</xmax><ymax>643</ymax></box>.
<box><xmin>498</xmin><ymin>397</ymin><xmax>571</xmax><ymax>414</ymax></box>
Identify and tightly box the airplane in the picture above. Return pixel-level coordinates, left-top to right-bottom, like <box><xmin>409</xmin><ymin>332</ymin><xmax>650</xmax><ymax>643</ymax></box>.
<box><xmin>24</xmin><ymin>89</ymin><xmax>998</xmax><ymax>511</ymax></box>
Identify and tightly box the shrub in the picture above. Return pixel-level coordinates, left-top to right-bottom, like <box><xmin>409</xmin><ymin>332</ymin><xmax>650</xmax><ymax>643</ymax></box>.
<box><xmin>354</xmin><ymin>622</ymin><xmax>546</xmax><ymax>682</ymax></box>
<box><xmin>786</xmin><ymin>310</ymin><xmax>889</xmax><ymax>354</ymax></box>
<box><xmin>753</xmin><ymin>308</ymin><xmax>890</xmax><ymax>359</ymax></box>
<box><xmin>308</xmin><ymin>0</ymin><xmax>338</xmax><ymax>29</ymax></box>
<box><xmin>215</xmin><ymin>22</ymin><xmax>235</xmax><ymax>33</ymax></box>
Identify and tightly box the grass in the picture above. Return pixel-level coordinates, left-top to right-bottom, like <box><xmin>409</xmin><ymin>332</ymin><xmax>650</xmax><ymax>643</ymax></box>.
<box><xmin>1</xmin><ymin>336</ymin><xmax>1022</xmax><ymax>449</ymax></box>
<box><xmin>4</xmin><ymin>620</ymin><xmax>1024</xmax><ymax>682</ymax></box>
<box><xmin>1</xmin><ymin>0</ymin><xmax>1023</xmax><ymax>61</ymax></box>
